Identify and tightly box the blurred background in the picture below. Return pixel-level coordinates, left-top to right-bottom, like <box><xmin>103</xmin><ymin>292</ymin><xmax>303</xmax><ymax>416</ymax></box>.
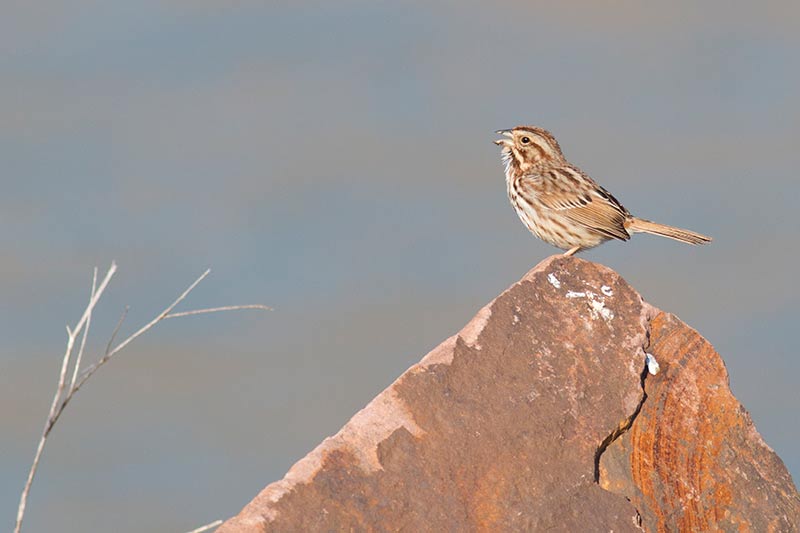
<box><xmin>2</xmin><ymin>1</ymin><xmax>798</xmax><ymax>531</ymax></box>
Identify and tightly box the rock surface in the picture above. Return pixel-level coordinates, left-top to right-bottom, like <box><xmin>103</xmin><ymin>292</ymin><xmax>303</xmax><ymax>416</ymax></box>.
<box><xmin>599</xmin><ymin>313</ymin><xmax>800</xmax><ymax>532</ymax></box>
<box><xmin>218</xmin><ymin>256</ymin><xmax>799</xmax><ymax>532</ymax></box>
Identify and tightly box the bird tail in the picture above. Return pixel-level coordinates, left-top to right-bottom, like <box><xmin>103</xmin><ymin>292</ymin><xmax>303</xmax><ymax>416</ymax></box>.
<box><xmin>625</xmin><ymin>217</ymin><xmax>712</xmax><ymax>245</ymax></box>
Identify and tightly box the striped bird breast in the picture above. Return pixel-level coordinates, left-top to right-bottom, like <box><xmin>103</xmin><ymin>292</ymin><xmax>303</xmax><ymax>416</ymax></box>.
<box><xmin>505</xmin><ymin>170</ymin><xmax>610</xmax><ymax>250</ymax></box>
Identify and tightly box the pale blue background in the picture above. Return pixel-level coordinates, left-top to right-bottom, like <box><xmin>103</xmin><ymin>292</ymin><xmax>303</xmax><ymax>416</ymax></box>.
<box><xmin>2</xmin><ymin>2</ymin><xmax>798</xmax><ymax>531</ymax></box>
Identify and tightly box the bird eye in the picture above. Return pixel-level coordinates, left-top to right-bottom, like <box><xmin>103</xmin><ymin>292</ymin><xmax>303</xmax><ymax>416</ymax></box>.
<box><xmin>520</xmin><ymin>136</ymin><xmax>530</xmax><ymax>144</ymax></box>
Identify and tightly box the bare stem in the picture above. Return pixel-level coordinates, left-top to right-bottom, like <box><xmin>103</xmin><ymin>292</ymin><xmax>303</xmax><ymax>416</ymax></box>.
<box><xmin>70</xmin><ymin>268</ymin><xmax>97</xmax><ymax>390</ymax></box>
<box><xmin>185</xmin><ymin>519</ymin><xmax>223</xmax><ymax>533</ymax></box>
<box><xmin>105</xmin><ymin>306</ymin><xmax>129</xmax><ymax>357</ymax></box>
<box><xmin>15</xmin><ymin>265</ymin><xmax>268</xmax><ymax>533</ymax></box>
<box><xmin>72</xmin><ymin>269</ymin><xmax>212</xmax><ymax>394</ymax></box>
<box><xmin>165</xmin><ymin>304</ymin><xmax>272</xmax><ymax>319</ymax></box>
<box><xmin>15</xmin><ymin>262</ymin><xmax>117</xmax><ymax>533</ymax></box>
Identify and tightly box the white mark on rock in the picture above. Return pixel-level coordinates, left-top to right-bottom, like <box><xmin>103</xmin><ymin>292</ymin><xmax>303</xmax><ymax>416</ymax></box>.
<box><xmin>601</xmin><ymin>285</ymin><xmax>614</xmax><ymax>296</ymax></box>
<box><xmin>565</xmin><ymin>290</ymin><xmax>614</xmax><ymax>321</ymax></box>
<box><xmin>645</xmin><ymin>353</ymin><xmax>660</xmax><ymax>375</ymax></box>
<box><xmin>589</xmin><ymin>297</ymin><xmax>614</xmax><ymax>321</ymax></box>
<box><xmin>513</xmin><ymin>314</ymin><xmax>520</xmax><ymax>324</ymax></box>
<box><xmin>547</xmin><ymin>273</ymin><xmax>561</xmax><ymax>288</ymax></box>
<box><xmin>526</xmin><ymin>388</ymin><xmax>540</xmax><ymax>403</ymax></box>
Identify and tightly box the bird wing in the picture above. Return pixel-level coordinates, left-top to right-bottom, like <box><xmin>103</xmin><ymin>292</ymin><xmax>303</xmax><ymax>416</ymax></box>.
<box><xmin>519</xmin><ymin>168</ymin><xmax>631</xmax><ymax>241</ymax></box>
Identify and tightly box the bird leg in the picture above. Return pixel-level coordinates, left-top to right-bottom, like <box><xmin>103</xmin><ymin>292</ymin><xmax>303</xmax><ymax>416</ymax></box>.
<box><xmin>563</xmin><ymin>246</ymin><xmax>581</xmax><ymax>257</ymax></box>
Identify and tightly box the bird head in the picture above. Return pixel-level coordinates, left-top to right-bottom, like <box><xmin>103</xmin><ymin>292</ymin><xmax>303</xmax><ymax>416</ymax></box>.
<box><xmin>494</xmin><ymin>126</ymin><xmax>565</xmax><ymax>175</ymax></box>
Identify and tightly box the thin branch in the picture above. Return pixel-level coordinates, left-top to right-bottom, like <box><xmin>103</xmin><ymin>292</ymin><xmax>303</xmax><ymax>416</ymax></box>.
<box><xmin>73</xmin><ymin>269</ymin><xmax>212</xmax><ymax>394</ymax></box>
<box><xmin>52</xmin><ymin>330</ymin><xmax>74</xmax><ymax>435</ymax></box>
<box><xmin>185</xmin><ymin>519</ymin><xmax>223</xmax><ymax>533</ymax></box>
<box><xmin>165</xmin><ymin>304</ymin><xmax>272</xmax><ymax>319</ymax></box>
<box><xmin>109</xmin><ymin>268</ymin><xmax>211</xmax><ymax>355</ymax></box>
<box><xmin>105</xmin><ymin>306</ymin><xmax>129</xmax><ymax>357</ymax></box>
<box><xmin>15</xmin><ymin>262</ymin><xmax>117</xmax><ymax>533</ymax></box>
<box><xmin>15</xmin><ymin>264</ymin><xmax>269</xmax><ymax>533</ymax></box>
<box><xmin>71</xmin><ymin>268</ymin><xmax>97</xmax><ymax>390</ymax></box>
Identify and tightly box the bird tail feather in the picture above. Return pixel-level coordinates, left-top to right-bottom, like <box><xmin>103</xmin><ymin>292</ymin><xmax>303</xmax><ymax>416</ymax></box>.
<box><xmin>625</xmin><ymin>217</ymin><xmax>712</xmax><ymax>245</ymax></box>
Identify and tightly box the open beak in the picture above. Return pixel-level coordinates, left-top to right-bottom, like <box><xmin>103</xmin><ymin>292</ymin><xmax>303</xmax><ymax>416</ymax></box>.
<box><xmin>494</xmin><ymin>129</ymin><xmax>513</xmax><ymax>146</ymax></box>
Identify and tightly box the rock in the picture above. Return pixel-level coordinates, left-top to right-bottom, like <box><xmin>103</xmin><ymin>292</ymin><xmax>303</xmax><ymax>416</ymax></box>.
<box><xmin>599</xmin><ymin>313</ymin><xmax>800</xmax><ymax>532</ymax></box>
<box><xmin>218</xmin><ymin>256</ymin><xmax>799</xmax><ymax>532</ymax></box>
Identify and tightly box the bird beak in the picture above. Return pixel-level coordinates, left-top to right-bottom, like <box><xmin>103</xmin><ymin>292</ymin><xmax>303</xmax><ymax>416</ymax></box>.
<box><xmin>494</xmin><ymin>129</ymin><xmax>513</xmax><ymax>146</ymax></box>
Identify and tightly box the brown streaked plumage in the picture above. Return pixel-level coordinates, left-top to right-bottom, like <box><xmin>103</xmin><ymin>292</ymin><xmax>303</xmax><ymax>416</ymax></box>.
<box><xmin>494</xmin><ymin>126</ymin><xmax>711</xmax><ymax>256</ymax></box>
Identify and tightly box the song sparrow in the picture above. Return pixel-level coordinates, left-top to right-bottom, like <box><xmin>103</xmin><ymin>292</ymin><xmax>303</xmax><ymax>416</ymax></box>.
<box><xmin>494</xmin><ymin>126</ymin><xmax>711</xmax><ymax>256</ymax></box>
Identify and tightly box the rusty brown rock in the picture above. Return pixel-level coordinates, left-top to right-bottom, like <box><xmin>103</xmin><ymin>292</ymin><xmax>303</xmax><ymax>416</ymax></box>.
<box><xmin>219</xmin><ymin>256</ymin><xmax>799</xmax><ymax>532</ymax></box>
<box><xmin>599</xmin><ymin>312</ymin><xmax>800</xmax><ymax>532</ymax></box>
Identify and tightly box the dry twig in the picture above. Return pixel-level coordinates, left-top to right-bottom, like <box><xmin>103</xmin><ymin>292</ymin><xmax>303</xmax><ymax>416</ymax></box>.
<box><xmin>185</xmin><ymin>519</ymin><xmax>224</xmax><ymax>533</ymax></box>
<box><xmin>14</xmin><ymin>263</ymin><xmax>270</xmax><ymax>533</ymax></box>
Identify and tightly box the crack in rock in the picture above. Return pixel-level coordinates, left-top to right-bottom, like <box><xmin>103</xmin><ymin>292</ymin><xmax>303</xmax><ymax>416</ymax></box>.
<box><xmin>591</xmin><ymin>310</ymin><xmax>653</xmax><ymax>531</ymax></box>
<box><xmin>593</xmin><ymin>366</ymin><xmax>649</xmax><ymax>483</ymax></box>
<box><xmin>593</xmin><ymin>312</ymin><xmax>652</xmax><ymax>483</ymax></box>
<box><xmin>631</xmin><ymin>502</ymin><xmax>645</xmax><ymax>531</ymax></box>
